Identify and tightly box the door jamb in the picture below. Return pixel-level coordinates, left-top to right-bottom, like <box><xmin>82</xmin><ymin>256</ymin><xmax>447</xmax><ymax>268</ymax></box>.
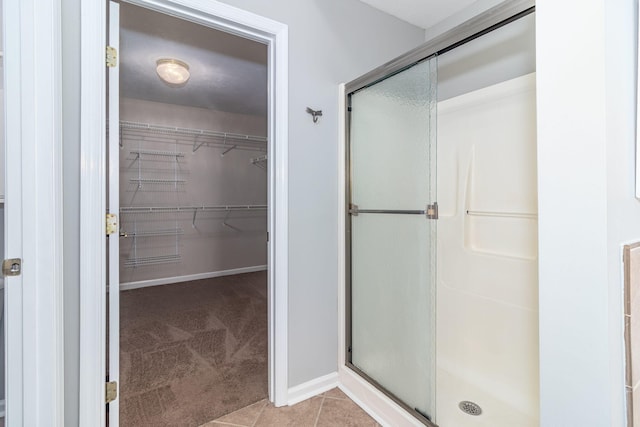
<box><xmin>79</xmin><ymin>1</ymin><xmax>289</xmax><ymax>424</ymax></box>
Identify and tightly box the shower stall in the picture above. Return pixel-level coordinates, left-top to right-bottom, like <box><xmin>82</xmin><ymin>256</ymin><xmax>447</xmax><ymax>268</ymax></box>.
<box><xmin>343</xmin><ymin>1</ymin><xmax>538</xmax><ymax>426</ymax></box>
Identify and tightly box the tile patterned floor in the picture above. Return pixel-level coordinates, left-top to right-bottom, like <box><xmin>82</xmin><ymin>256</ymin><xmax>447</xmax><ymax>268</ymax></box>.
<box><xmin>201</xmin><ymin>387</ymin><xmax>380</xmax><ymax>427</ymax></box>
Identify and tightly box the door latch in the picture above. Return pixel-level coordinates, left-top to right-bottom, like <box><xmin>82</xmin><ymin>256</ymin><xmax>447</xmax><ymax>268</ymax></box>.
<box><xmin>2</xmin><ymin>258</ymin><xmax>21</xmax><ymax>277</ymax></box>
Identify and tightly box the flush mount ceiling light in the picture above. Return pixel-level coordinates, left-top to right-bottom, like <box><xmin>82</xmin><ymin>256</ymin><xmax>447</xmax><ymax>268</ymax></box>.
<box><xmin>156</xmin><ymin>58</ymin><xmax>190</xmax><ymax>87</ymax></box>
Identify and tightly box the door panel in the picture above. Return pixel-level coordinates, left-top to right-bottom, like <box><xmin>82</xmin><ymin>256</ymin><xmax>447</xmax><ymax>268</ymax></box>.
<box><xmin>348</xmin><ymin>57</ymin><xmax>437</xmax><ymax>421</ymax></box>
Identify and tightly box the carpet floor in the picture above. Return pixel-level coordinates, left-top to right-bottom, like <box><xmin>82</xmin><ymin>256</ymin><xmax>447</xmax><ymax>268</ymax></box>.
<box><xmin>119</xmin><ymin>271</ymin><xmax>268</xmax><ymax>427</ymax></box>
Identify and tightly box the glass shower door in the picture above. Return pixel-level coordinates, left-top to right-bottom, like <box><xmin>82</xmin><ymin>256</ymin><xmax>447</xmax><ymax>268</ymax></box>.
<box><xmin>347</xmin><ymin>57</ymin><xmax>437</xmax><ymax>423</ymax></box>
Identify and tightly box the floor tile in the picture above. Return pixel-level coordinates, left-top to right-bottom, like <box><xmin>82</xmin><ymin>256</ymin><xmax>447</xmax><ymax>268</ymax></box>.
<box><xmin>254</xmin><ymin>397</ymin><xmax>323</xmax><ymax>427</ymax></box>
<box><xmin>316</xmin><ymin>397</ymin><xmax>379</xmax><ymax>427</ymax></box>
<box><xmin>207</xmin><ymin>399</ymin><xmax>267</xmax><ymax>427</ymax></box>
<box><xmin>323</xmin><ymin>387</ymin><xmax>349</xmax><ymax>400</ymax></box>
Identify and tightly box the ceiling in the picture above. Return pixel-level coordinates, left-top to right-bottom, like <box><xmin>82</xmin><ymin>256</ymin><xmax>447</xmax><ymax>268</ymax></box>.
<box><xmin>359</xmin><ymin>0</ymin><xmax>477</xmax><ymax>29</ymax></box>
<box><xmin>119</xmin><ymin>1</ymin><xmax>481</xmax><ymax>116</ymax></box>
<box><xmin>120</xmin><ymin>3</ymin><xmax>268</xmax><ymax>117</ymax></box>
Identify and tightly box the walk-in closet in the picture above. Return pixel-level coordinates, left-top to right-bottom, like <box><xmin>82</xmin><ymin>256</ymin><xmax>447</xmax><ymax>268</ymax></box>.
<box><xmin>115</xmin><ymin>3</ymin><xmax>268</xmax><ymax>425</ymax></box>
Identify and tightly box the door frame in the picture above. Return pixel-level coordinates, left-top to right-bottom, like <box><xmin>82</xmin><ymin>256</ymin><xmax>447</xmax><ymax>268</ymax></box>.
<box><xmin>4</xmin><ymin>0</ymin><xmax>65</xmax><ymax>425</ymax></box>
<box><xmin>78</xmin><ymin>0</ymin><xmax>289</xmax><ymax>424</ymax></box>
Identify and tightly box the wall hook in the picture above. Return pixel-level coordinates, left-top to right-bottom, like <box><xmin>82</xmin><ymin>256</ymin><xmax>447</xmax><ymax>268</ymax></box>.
<box><xmin>306</xmin><ymin>107</ymin><xmax>323</xmax><ymax>123</ymax></box>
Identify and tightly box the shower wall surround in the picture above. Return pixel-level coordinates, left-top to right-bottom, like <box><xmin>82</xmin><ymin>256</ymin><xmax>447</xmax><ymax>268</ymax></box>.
<box><xmin>119</xmin><ymin>97</ymin><xmax>267</xmax><ymax>287</ymax></box>
<box><xmin>436</xmin><ymin>73</ymin><xmax>538</xmax><ymax>426</ymax></box>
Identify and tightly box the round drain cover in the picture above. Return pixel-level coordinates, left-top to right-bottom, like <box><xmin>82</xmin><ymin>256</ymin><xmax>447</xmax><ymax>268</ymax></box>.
<box><xmin>459</xmin><ymin>401</ymin><xmax>482</xmax><ymax>416</ymax></box>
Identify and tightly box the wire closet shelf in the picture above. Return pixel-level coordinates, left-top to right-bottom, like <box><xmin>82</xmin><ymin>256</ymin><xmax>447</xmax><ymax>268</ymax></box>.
<box><xmin>119</xmin><ymin>120</ymin><xmax>268</xmax><ymax>153</ymax></box>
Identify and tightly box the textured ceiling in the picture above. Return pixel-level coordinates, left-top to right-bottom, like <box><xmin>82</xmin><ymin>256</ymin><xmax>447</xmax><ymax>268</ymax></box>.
<box><xmin>358</xmin><ymin>0</ymin><xmax>477</xmax><ymax>29</ymax></box>
<box><xmin>120</xmin><ymin>3</ymin><xmax>267</xmax><ymax>117</ymax></box>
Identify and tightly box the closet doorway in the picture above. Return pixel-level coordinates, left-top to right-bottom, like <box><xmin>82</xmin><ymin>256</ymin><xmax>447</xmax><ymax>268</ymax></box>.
<box><xmin>103</xmin><ymin>1</ymin><xmax>288</xmax><ymax>426</ymax></box>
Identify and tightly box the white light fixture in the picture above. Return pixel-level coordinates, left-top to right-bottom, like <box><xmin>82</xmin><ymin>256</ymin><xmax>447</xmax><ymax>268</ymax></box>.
<box><xmin>156</xmin><ymin>58</ymin><xmax>190</xmax><ymax>86</ymax></box>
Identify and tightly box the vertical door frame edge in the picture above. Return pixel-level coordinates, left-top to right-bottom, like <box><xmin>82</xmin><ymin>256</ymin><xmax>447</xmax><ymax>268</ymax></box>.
<box><xmin>4</xmin><ymin>0</ymin><xmax>65</xmax><ymax>425</ymax></box>
<box><xmin>79</xmin><ymin>0</ymin><xmax>289</xmax><ymax>425</ymax></box>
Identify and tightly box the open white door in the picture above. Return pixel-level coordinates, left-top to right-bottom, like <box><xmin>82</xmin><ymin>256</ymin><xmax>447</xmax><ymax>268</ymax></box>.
<box><xmin>107</xmin><ymin>2</ymin><xmax>121</xmax><ymax>426</ymax></box>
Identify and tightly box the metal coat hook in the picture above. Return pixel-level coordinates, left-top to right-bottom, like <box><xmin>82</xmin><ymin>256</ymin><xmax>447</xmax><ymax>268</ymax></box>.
<box><xmin>306</xmin><ymin>107</ymin><xmax>323</xmax><ymax>123</ymax></box>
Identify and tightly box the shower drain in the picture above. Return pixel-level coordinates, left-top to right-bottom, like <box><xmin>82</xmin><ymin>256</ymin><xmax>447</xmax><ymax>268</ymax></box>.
<box><xmin>458</xmin><ymin>401</ymin><xmax>482</xmax><ymax>416</ymax></box>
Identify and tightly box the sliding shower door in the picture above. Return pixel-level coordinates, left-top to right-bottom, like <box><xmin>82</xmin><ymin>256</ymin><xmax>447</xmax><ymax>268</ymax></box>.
<box><xmin>347</xmin><ymin>57</ymin><xmax>437</xmax><ymax>423</ymax></box>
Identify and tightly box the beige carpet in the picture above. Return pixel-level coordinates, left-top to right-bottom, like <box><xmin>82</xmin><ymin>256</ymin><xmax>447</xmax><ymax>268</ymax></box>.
<box><xmin>119</xmin><ymin>271</ymin><xmax>268</xmax><ymax>427</ymax></box>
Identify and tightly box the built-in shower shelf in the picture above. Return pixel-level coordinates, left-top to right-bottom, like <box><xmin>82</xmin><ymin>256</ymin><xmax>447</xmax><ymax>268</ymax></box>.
<box><xmin>124</xmin><ymin>254</ymin><xmax>181</xmax><ymax>268</ymax></box>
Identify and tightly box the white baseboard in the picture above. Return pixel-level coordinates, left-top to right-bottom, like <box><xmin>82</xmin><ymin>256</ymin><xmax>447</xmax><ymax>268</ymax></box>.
<box><xmin>120</xmin><ymin>265</ymin><xmax>267</xmax><ymax>291</ymax></box>
<box><xmin>339</xmin><ymin>367</ymin><xmax>423</xmax><ymax>427</ymax></box>
<box><xmin>287</xmin><ymin>372</ymin><xmax>339</xmax><ymax>406</ymax></box>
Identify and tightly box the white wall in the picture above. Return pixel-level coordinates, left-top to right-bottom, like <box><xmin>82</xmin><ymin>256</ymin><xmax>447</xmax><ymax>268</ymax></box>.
<box><xmin>424</xmin><ymin>0</ymin><xmax>506</xmax><ymax>41</ymax></box>
<box><xmin>437</xmin><ymin>12</ymin><xmax>535</xmax><ymax>101</ymax></box>
<box><xmin>537</xmin><ymin>0</ymin><xmax>640</xmax><ymax>425</ymax></box>
<box><xmin>214</xmin><ymin>0</ymin><xmax>426</xmax><ymax>387</ymax></box>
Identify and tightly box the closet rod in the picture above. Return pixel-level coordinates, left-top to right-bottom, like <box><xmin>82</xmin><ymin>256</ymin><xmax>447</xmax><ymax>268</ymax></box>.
<box><xmin>120</xmin><ymin>205</ymin><xmax>267</xmax><ymax>214</ymax></box>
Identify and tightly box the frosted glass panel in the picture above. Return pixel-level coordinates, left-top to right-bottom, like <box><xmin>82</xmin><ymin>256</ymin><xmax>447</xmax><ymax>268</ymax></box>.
<box><xmin>351</xmin><ymin>214</ymin><xmax>434</xmax><ymax>415</ymax></box>
<box><xmin>351</xmin><ymin>60</ymin><xmax>436</xmax><ymax>211</ymax></box>
<box><xmin>348</xmin><ymin>58</ymin><xmax>437</xmax><ymax>420</ymax></box>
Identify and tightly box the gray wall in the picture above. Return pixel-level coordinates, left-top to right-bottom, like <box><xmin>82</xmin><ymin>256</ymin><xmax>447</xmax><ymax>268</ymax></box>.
<box><xmin>60</xmin><ymin>0</ymin><xmax>424</xmax><ymax>423</ymax></box>
<box><xmin>212</xmin><ymin>0</ymin><xmax>425</xmax><ymax>387</ymax></box>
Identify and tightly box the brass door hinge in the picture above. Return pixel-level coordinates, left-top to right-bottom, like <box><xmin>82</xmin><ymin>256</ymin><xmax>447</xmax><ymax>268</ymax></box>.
<box><xmin>106</xmin><ymin>46</ymin><xmax>117</xmax><ymax>68</ymax></box>
<box><xmin>106</xmin><ymin>213</ymin><xmax>118</xmax><ymax>235</ymax></box>
<box><xmin>2</xmin><ymin>258</ymin><xmax>21</xmax><ymax>277</ymax></box>
<box><xmin>105</xmin><ymin>381</ymin><xmax>118</xmax><ymax>404</ymax></box>
<box><xmin>426</xmin><ymin>202</ymin><xmax>438</xmax><ymax>220</ymax></box>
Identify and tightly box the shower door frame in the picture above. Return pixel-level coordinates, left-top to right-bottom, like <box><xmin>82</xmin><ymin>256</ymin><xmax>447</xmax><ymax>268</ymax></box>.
<box><xmin>340</xmin><ymin>1</ymin><xmax>536</xmax><ymax>425</ymax></box>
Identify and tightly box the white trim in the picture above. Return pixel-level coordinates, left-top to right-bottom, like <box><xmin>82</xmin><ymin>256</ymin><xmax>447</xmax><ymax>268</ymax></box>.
<box><xmin>5</xmin><ymin>0</ymin><xmax>65</xmax><ymax>425</ymax></box>
<box><xmin>107</xmin><ymin>3</ymin><xmax>121</xmax><ymax>426</ymax></box>
<box><xmin>3</xmin><ymin>2</ymin><xmax>24</xmax><ymax>423</ymax></box>
<box><xmin>287</xmin><ymin>372</ymin><xmax>339</xmax><ymax>406</ymax></box>
<box><xmin>79</xmin><ymin>0</ymin><xmax>108</xmax><ymax>424</ymax></box>
<box><xmin>637</xmin><ymin>0</ymin><xmax>640</xmax><ymax>200</ymax></box>
<box><xmin>339</xmin><ymin>367</ymin><xmax>423</xmax><ymax>427</ymax></box>
<box><xmin>79</xmin><ymin>0</ymin><xmax>289</xmax><ymax>423</ymax></box>
<box><xmin>0</xmin><ymin>398</ymin><xmax>6</xmax><ymax>417</ymax></box>
<box><xmin>120</xmin><ymin>265</ymin><xmax>268</xmax><ymax>290</ymax></box>
<box><xmin>337</xmin><ymin>84</ymin><xmax>347</xmax><ymax>373</ymax></box>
